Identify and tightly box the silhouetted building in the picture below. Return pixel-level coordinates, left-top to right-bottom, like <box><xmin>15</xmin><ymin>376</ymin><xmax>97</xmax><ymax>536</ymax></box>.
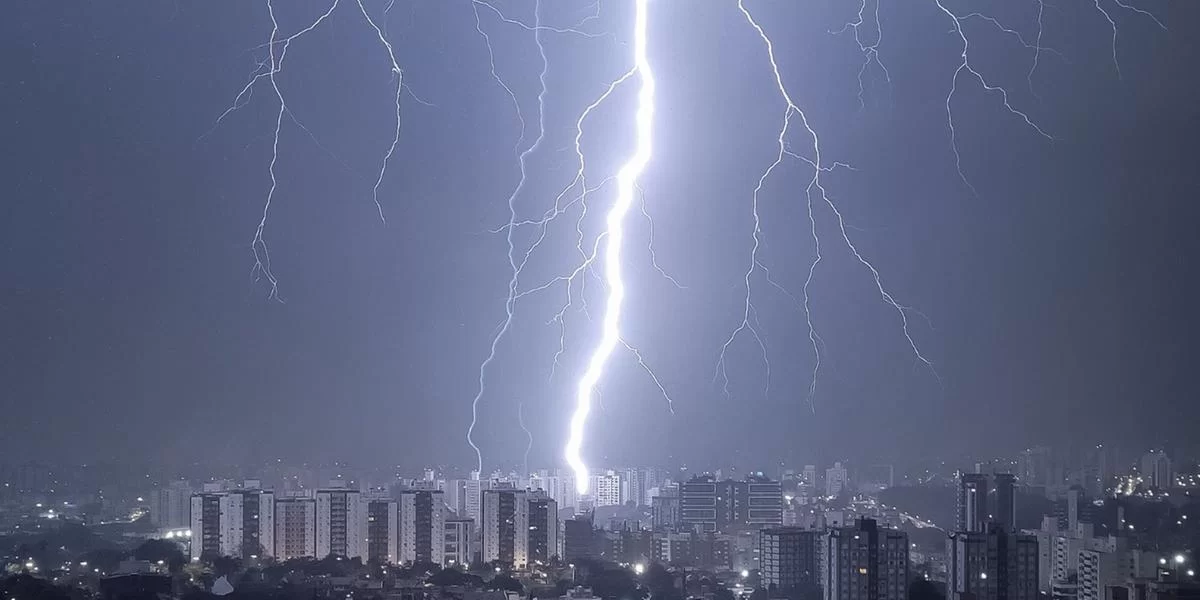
<box><xmin>652</xmin><ymin>532</ymin><xmax>732</xmax><ymax>570</ymax></box>
<box><xmin>364</xmin><ymin>498</ymin><xmax>398</xmax><ymax>564</ymax></box>
<box><xmin>761</xmin><ymin>527</ymin><xmax>821</xmax><ymax>593</ymax></box>
<box><xmin>150</xmin><ymin>481</ymin><xmax>192</xmax><ymax>530</ymax></box>
<box><xmin>958</xmin><ymin>473</ymin><xmax>990</xmax><ymax>533</ymax></box>
<box><xmin>480</xmin><ymin>489</ymin><xmax>556</xmax><ymax>568</ymax></box>
<box><xmin>527</xmin><ymin>493</ymin><xmax>559</xmax><ymax>564</ymax></box>
<box><xmin>652</xmin><ymin>495</ymin><xmax>681</xmax><ymax>531</ymax></box>
<box><xmin>824</xmin><ymin>518</ymin><xmax>909</xmax><ymax>600</ymax></box>
<box><xmin>994</xmin><ymin>474</ymin><xmax>1016</xmax><ymax>532</ymax></box>
<box><xmin>1054</xmin><ymin>487</ymin><xmax>1093</xmax><ymax>533</ymax></box>
<box><xmin>947</xmin><ymin>524</ymin><xmax>1039</xmax><ymax>600</ymax></box>
<box><xmin>1140</xmin><ymin>450</ymin><xmax>1174</xmax><ymax>490</ymax></box>
<box><xmin>564</xmin><ymin>516</ymin><xmax>597</xmax><ymax>563</ymax></box>
<box><xmin>826</xmin><ymin>463</ymin><xmax>849</xmax><ymax>497</ymax></box>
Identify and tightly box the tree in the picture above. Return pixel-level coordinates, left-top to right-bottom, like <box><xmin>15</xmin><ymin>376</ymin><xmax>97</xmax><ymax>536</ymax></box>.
<box><xmin>212</xmin><ymin>555</ymin><xmax>242</xmax><ymax>578</ymax></box>
<box><xmin>645</xmin><ymin>564</ymin><xmax>681</xmax><ymax>600</ymax></box>
<box><xmin>488</xmin><ymin>574</ymin><xmax>525</xmax><ymax>593</ymax></box>
<box><xmin>428</xmin><ymin>567</ymin><xmax>482</xmax><ymax>587</ymax></box>
<box><xmin>133</xmin><ymin>538</ymin><xmax>187</xmax><ymax>572</ymax></box>
<box><xmin>0</xmin><ymin>574</ymin><xmax>72</xmax><ymax>600</ymax></box>
<box><xmin>77</xmin><ymin>547</ymin><xmax>127</xmax><ymax>574</ymax></box>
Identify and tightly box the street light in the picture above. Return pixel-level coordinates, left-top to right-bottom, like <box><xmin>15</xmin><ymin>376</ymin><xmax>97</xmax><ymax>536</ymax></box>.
<box><xmin>1175</xmin><ymin>554</ymin><xmax>1187</xmax><ymax>565</ymax></box>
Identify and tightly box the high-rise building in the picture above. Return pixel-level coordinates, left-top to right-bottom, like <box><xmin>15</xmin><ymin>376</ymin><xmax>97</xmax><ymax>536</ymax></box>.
<box><xmin>826</xmin><ymin>463</ymin><xmax>848</xmax><ymax>497</ymax></box>
<box><xmin>1140</xmin><ymin>450</ymin><xmax>1173</xmax><ymax>490</ymax></box>
<box><xmin>443</xmin><ymin>517</ymin><xmax>474</xmax><ymax>567</ymax></box>
<box><xmin>680</xmin><ymin>475</ymin><xmax>782</xmax><ymax>533</ymax></box>
<box><xmin>316</xmin><ymin>486</ymin><xmax>363</xmax><ymax>559</ymax></box>
<box><xmin>824</xmin><ymin>518</ymin><xmax>909</xmax><ymax>600</ymax></box>
<box><xmin>480</xmin><ymin>489</ymin><xmax>554</xmax><ymax>568</ymax></box>
<box><xmin>363</xmin><ymin>498</ymin><xmax>398</xmax><ymax>564</ymax></box>
<box><xmin>994</xmin><ymin>474</ymin><xmax>1017</xmax><ymax>532</ymax></box>
<box><xmin>397</xmin><ymin>489</ymin><xmax>445</xmax><ymax>565</ymax></box>
<box><xmin>761</xmin><ymin>528</ymin><xmax>822</xmax><ymax>593</ymax></box>
<box><xmin>191</xmin><ymin>491</ymin><xmax>223</xmax><ymax>561</ymax></box>
<box><xmin>464</xmin><ymin>473</ymin><xmax>486</xmax><ymax>527</ymax></box>
<box><xmin>189</xmin><ymin>487</ymin><xmax>275</xmax><ymax>561</ymax></box>
<box><xmin>274</xmin><ymin>496</ymin><xmax>317</xmax><ymax>560</ymax></box>
<box><xmin>681</xmin><ymin>476</ymin><xmax>735</xmax><ymax>533</ymax></box>
<box><xmin>652</xmin><ymin>495</ymin><xmax>681</xmax><ymax>531</ymax></box>
<box><xmin>151</xmin><ymin>481</ymin><xmax>192</xmax><ymax>530</ymax></box>
<box><xmin>622</xmin><ymin>468</ymin><xmax>648</xmax><ymax>507</ymax></box>
<box><xmin>1054</xmin><ymin>487</ymin><xmax>1092</xmax><ymax>533</ymax></box>
<box><xmin>947</xmin><ymin>524</ymin><xmax>1039</xmax><ymax>600</ymax></box>
<box><xmin>1019</xmin><ymin>447</ymin><xmax>1053</xmax><ymax>489</ymax></box>
<box><xmin>564</xmin><ymin>516</ymin><xmax>596</xmax><ymax>563</ymax></box>
<box><xmin>746</xmin><ymin>475</ymin><xmax>784</xmax><ymax>527</ymax></box>
<box><xmin>801</xmin><ymin>465</ymin><xmax>818</xmax><ymax>495</ymax></box>
<box><xmin>590</xmin><ymin>471</ymin><xmax>622</xmax><ymax>507</ymax></box>
<box><xmin>440</xmin><ymin>479</ymin><xmax>468</xmax><ymax>517</ymax></box>
<box><xmin>527</xmin><ymin>493</ymin><xmax>559</xmax><ymax>564</ymax></box>
<box><xmin>957</xmin><ymin>473</ymin><xmax>990</xmax><ymax>533</ymax></box>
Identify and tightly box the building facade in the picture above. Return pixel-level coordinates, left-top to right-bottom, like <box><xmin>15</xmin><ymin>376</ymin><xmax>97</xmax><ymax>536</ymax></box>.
<box><xmin>947</xmin><ymin>525</ymin><xmax>1039</xmax><ymax>600</ymax></box>
<box><xmin>443</xmin><ymin>517</ymin><xmax>474</xmax><ymax>567</ymax></box>
<box><xmin>274</xmin><ymin>496</ymin><xmax>317</xmax><ymax>560</ymax></box>
<box><xmin>761</xmin><ymin>527</ymin><xmax>822</xmax><ymax>593</ymax></box>
<box><xmin>824</xmin><ymin>518</ymin><xmax>909</xmax><ymax>600</ymax></box>
<box><xmin>316</xmin><ymin>487</ymin><xmax>363</xmax><ymax>559</ymax></box>
<box><xmin>398</xmin><ymin>489</ymin><xmax>445</xmax><ymax>565</ymax></box>
<box><xmin>363</xmin><ymin>498</ymin><xmax>398</xmax><ymax>564</ymax></box>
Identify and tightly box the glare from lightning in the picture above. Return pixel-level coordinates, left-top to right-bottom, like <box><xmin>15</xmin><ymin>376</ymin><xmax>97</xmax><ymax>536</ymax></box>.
<box><xmin>564</xmin><ymin>0</ymin><xmax>654</xmax><ymax>495</ymax></box>
<box><xmin>202</xmin><ymin>0</ymin><xmax>1169</xmax><ymax>481</ymax></box>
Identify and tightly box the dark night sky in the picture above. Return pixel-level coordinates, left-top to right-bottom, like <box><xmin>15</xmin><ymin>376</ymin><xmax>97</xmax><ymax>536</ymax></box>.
<box><xmin>2</xmin><ymin>1</ymin><xmax>1197</xmax><ymax>472</ymax></box>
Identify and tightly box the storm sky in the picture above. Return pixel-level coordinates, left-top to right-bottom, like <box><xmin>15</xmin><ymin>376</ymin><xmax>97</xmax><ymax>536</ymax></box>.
<box><xmin>2</xmin><ymin>0</ymin><xmax>1197</xmax><ymax>472</ymax></box>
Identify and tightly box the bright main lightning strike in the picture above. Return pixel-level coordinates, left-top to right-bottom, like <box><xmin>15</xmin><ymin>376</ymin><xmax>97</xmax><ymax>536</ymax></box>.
<box><xmin>467</xmin><ymin>0</ymin><xmax>673</xmax><ymax>481</ymax></box>
<box><xmin>565</xmin><ymin>0</ymin><xmax>653</xmax><ymax>495</ymax></box>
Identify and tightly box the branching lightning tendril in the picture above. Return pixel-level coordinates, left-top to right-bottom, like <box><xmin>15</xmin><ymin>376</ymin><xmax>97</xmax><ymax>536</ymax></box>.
<box><xmin>721</xmin><ymin>0</ymin><xmax>937</xmax><ymax>413</ymax></box>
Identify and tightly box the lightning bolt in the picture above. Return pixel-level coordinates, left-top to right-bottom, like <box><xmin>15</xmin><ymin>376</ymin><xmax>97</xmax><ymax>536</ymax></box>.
<box><xmin>1094</xmin><ymin>0</ymin><xmax>1167</xmax><ymax>80</ymax></box>
<box><xmin>721</xmin><ymin>0</ymin><xmax>937</xmax><ymax>413</ymax></box>
<box><xmin>830</xmin><ymin>0</ymin><xmax>891</xmax><ymax>110</ymax></box>
<box><xmin>564</xmin><ymin>0</ymin><xmax>654</xmax><ymax>495</ymax></box>
<box><xmin>518</xmin><ymin>402</ymin><xmax>533</xmax><ymax>477</ymax></box>
<box><xmin>935</xmin><ymin>0</ymin><xmax>1054</xmax><ymax>196</ymax></box>
<box><xmin>466</xmin><ymin>0</ymin><xmax>550</xmax><ymax>475</ymax></box>
<box><xmin>204</xmin><ymin>0</ymin><xmax>402</xmax><ymax>300</ymax></box>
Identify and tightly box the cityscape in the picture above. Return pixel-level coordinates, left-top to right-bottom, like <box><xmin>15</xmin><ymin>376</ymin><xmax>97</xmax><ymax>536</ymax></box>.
<box><xmin>4</xmin><ymin>0</ymin><xmax>1199</xmax><ymax>600</ymax></box>
<box><xmin>2</xmin><ymin>446</ymin><xmax>1200</xmax><ymax>600</ymax></box>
